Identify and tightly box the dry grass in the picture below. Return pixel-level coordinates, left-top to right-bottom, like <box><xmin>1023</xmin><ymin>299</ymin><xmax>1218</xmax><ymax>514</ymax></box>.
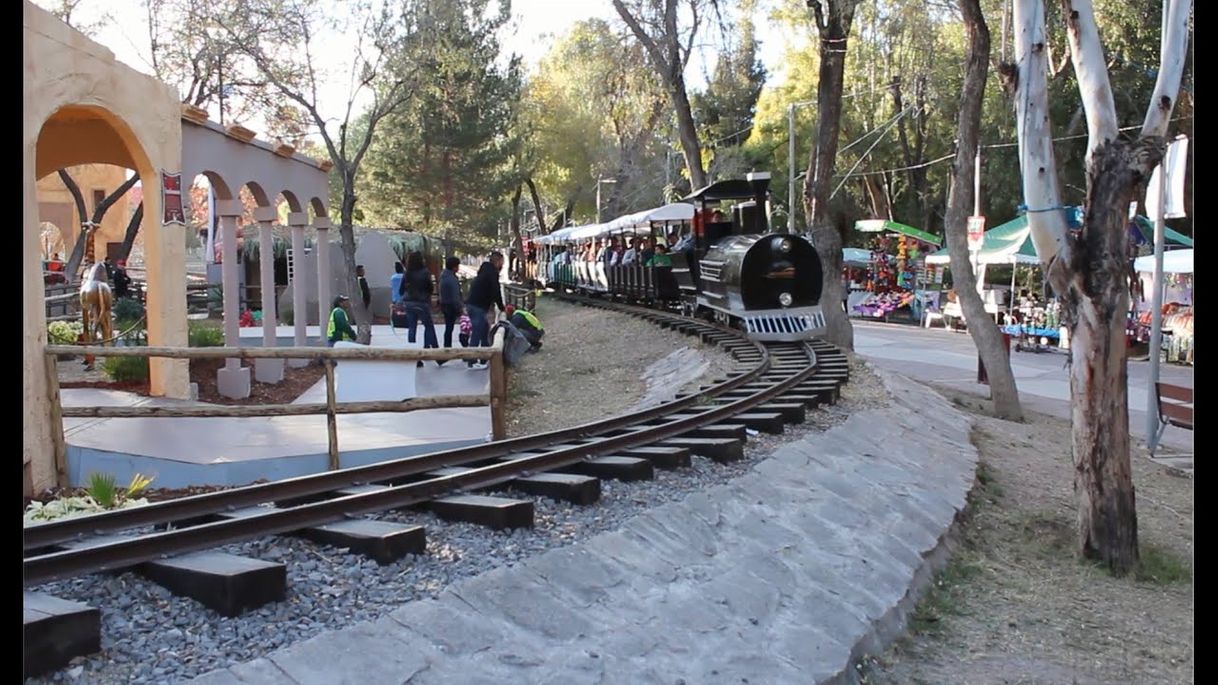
<box><xmin>863</xmin><ymin>388</ymin><xmax>1194</xmax><ymax>685</ymax></box>
<box><xmin>504</xmin><ymin>297</ymin><xmax>736</xmax><ymax>437</ymax></box>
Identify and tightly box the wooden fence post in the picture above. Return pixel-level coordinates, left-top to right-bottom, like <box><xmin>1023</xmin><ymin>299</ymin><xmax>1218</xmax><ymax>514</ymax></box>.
<box><xmin>44</xmin><ymin>354</ymin><xmax>68</xmax><ymax>487</ymax></box>
<box><xmin>489</xmin><ymin>338</ymin><xmax>507</xmax><ymax>441</ymax></box>
<box><xmin>323</xmin><ymin>359</ymin><xmax>339</xmax><ymax>470</ymax></box>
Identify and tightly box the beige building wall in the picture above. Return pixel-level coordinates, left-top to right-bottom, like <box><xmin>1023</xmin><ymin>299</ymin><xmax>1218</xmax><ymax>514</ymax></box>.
<box><xmin>24</xmin><ymin>0</ymin><xmax>188</xmax><ymax>495</ymax></box>
<box><xmin>36</xmin><ymin>163</ymin><xmax>133</xmax><ymax>260</ymax></box>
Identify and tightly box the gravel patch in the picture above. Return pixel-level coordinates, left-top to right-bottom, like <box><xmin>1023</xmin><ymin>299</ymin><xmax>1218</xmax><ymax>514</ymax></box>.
<box><xmin>28</xmin><ymin>338</ymin><xmax>879</xmax><ymax>685</ymax></box>
<box><xmin>505</xmin><ymin>297</ymin><xmax>737</xmax><ymax>436</ymax></box>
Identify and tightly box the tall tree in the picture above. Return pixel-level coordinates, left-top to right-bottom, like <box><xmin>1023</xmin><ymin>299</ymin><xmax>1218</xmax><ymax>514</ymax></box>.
<box><xmin>692</xmin><ymin>14</ymin><xmax>767</xmax><ymax>181</ymax></box>
<box><xmin>516</xmin><ymin>19</ymin><xmax>669</xmax><ymax>224</ymax></box>
<box><xmin>802</xmin><ymin>0</ymin><xmax>862</xmax><ymax>351</ymax></box>
<box><xmin>612</xmin><ymin>0</ymin><xmax>710</xmax><ymax>189</ymax></box>
<box><xmin>145</xmin><ymin>0</ymin><xmax>268</xmax><ymax>123</ymax></box>
<box><xmin>219</xmin><ymin>0</ymin><xmax>422</xmax><ymax>340</ymax></box>
<box><xmin>944</xmin><ymin>0</ymin><xmax>1023</xmax><ymax>421</ymax></box>
<box><xmin>1011</xmin><ymin>0</ymin><xmax>1191</xmax><ymax>574</ymax></box>
<box><xmin>361</xmin><ymin>0</ymin><xmax>521</xmax><ymax>249</ymax></box>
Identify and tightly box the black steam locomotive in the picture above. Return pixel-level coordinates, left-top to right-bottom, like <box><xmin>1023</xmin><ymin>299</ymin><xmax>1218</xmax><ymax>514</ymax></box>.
<box><xmin>540</xmin><ymin>172</ymin><xmax>827</xmax><ymax>342</ymax></box>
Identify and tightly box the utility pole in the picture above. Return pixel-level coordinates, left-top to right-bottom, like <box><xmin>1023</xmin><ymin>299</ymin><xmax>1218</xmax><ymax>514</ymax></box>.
<box><xmin>972</xmin><ymin>146</ymin><xmax>984</xmax><ymax>298</ymax></box>
<box><xmin>788</xmin><ymin>103</ymin><xmax>796</xmax><ymax>233</ymax></box>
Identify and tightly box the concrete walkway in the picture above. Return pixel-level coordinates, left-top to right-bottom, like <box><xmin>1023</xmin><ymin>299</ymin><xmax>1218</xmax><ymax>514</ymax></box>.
<box><xmin>190</xmin><ymin>371</ymin><xmax>978</xmax><ymax>685</ymax></box>
<box><xmin>853</xmin><ymin>321</ymin><xmax>1194</xmax><ymax>453</ymax></box>
<box><xmin>62</xmin><ymin>325</ymin><xmax>491</xmax><ymax>488</ymax></box>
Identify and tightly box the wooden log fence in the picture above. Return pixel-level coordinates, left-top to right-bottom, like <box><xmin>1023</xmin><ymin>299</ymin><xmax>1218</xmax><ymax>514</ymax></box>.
<box><xmin>502</xmin><ymin>283</ymin><xmax>536</xmax><ymax>311</ymax></box>
<box><xmin>43</xmin><ymin>328</ymin><xmax>509</xmax><ymax>484</ymax></box>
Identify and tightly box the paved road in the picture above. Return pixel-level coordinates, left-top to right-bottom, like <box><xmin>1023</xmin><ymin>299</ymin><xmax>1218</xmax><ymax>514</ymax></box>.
<box><xmin>853</xmin><ymin>321</ymin><xmax>1194</xmax><ymax>451</ymax></box>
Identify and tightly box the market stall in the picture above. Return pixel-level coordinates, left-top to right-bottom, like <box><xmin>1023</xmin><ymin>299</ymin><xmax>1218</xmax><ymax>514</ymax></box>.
<box><xmin>1131</xmin><ymin>248</ymin><xmax>1193</xmax><ymax>364</ymax></box>
<box><xmin>922</xmin><ymin>211</ymin><xmax>1192</xmax><ymax>349</ymax></box>
<box><xmin>847</xmin><ymin>220</ymin><xmax>942</xmax><ymax>322</ymax></box>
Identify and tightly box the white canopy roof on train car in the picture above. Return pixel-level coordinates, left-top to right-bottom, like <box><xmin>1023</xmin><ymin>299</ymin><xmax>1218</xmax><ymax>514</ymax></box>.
<box><xmin>604</xmin><ymin>202</ymin><xmax>694</xmax><ymax>234</ymax></box>
<box><xmin>540</xmin><ymin>203</ymin><xmax>694</xmax><ymax>244</ymax></box>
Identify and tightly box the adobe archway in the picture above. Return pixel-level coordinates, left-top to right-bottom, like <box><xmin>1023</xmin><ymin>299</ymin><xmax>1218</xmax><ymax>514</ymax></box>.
<box><xmin>24</xmin><ymin>1</ymin><xmax>187</xmax><ymax>495</ymax></box>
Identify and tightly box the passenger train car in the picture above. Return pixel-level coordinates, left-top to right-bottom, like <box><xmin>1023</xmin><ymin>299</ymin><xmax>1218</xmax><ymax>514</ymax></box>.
<box><xmin>536</xmin><ymin>172</ymin><xmax>827</xmax><ymax>342</ymax></box>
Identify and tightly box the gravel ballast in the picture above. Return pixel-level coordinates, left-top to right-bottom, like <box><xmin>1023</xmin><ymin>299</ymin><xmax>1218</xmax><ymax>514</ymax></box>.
<box><xmin>27</xmin><ymin>317</ymin><xmax>883</xmax><ymax>684</ymax></box>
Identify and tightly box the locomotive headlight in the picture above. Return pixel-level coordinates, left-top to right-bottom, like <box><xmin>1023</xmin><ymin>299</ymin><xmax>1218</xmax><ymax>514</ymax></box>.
<box><xmin>779</xmin><ymin>292</ymin><xmax>793</xmax><ymax>307</ymax></box>
<box><xmin>775</xmin><ymin>237</ymin><xmax>793</xmax><ymax>253</ymax></box>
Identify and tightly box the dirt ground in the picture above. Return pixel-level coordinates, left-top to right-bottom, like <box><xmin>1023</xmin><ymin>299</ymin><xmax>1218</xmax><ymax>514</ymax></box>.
<box><xmin>863</xmin><ymin>388</ymin><xmax>1194</xmax><ymax>685</ymax></box>
<box><xmin>504</xmin><ymin>297</ymin><xmax>737</xmax><ymax>437</ymax></box>
<box><xmin>58</xmin><ymin>356</ymin><xmax>324</xmax><ymax>406</ymax></box>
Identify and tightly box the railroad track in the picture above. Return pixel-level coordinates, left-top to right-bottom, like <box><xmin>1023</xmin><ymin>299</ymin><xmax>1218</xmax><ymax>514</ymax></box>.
<box><xmin>23</xmin><ymin>294</ymin><xmax>849</xmax><ymax>676</ymax></box>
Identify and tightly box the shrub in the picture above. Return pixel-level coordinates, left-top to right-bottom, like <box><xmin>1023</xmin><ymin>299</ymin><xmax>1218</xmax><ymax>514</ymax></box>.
<box><xmin>101</xmin><ymin>355</ymin><xmax>149</xmax><ymax>382</ymax></box>
<box><xmin>24</xmin><ymin>472</ymin><xmax>155</xmax><ymax>524</ymax></box>
<box><xmin>188</xmin><ymin>320</ymin><xmax>225</xmax><ymax>347</ymax></box>
<box><xmin>48</xmin><ymin>320</ymin><xmax>83</xmax><ymax>345</ymax></box>
<box><xmin>113</xmin><ymin>297</ymin><xmax>145</xmax><ymax>326</ymax></box>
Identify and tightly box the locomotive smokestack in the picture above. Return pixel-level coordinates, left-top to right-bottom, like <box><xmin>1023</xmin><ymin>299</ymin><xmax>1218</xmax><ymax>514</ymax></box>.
<box><xmin>746</xmin><ymin>171</ymin><xmax>772</xmax><ymax>233</ymax></box>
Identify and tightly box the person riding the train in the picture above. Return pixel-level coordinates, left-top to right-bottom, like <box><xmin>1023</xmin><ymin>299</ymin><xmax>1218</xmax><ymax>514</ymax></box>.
<box><xmin>646</xmin><ymin>243</ymin><xmax>672</xmax><ymax>267</ymax></box>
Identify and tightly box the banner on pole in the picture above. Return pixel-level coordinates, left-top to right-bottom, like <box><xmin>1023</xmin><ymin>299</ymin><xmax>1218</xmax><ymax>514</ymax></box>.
<box><xmin>161</xmin><ymin>171</ymin><xmax>185</xmax><ymax>226</ymax></box>
<box><xmin>967</xmin><ymin>216</ymin><xmax>985</xmax><ymax>251</ymax></box>
<box><xmin>1145</xmin><ymin>136</ymin><xmax>1189</xmax><ymax>219</ymax></box>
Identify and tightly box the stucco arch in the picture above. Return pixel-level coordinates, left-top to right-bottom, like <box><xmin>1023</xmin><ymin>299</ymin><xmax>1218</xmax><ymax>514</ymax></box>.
<box><xmin>310</xmin><ymin>197</ymin><xmax>329</xmax><ymax>218</ymax></box>
<box><xmin>24</xmin><ymin>0</ymin><xmax>187</xmax><ymax>496</ymax></box>
<box><xmin>243</xmin><ymin>181</ymin><xmax>272</xmax><ymax>208</ymax></box>
<box><xmin>278</xmin><ymin>190</ymin><xmax>303</xmax><ymax>214</ymax></box>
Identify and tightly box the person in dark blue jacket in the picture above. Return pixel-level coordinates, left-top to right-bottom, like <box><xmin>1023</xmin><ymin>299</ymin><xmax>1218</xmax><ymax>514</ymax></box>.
<box><xmin>464</xmin><ymin>251</ymin><xmax>505</xmax><ymax>369</ymax></box>
<box><xmin>439</xmin><ymin>256</ymin><xmax>464</xmax><ymax>349</ymax></box>
<box><xmin>401</xmin><ymin>251</ymin><xmax>439</xmax><ymax>366</ymax></box>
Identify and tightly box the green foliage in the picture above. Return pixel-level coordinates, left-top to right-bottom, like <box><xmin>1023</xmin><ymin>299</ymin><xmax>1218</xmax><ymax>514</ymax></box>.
<box><xmin>86</xmin><ymin>472</ymin><xmax>118</xmax><ymax>508</ymax></box>
<box><xmin>692</xmin><ymin>16</ymin><xmax>767</xmax><ymax>181</ymax></box>
<box><xmin>113</xmin><ymin>297</ymin><xmax>145</xmax><ymax>326</ymax></box>
<box><xmin>1135</xmin><ymin>544</ymin><xmax>1192</xmax><ymax>585</ymax></box>
<box><xmin>908</xmin><ymin>553</ymin><xmax>984</xmax><ymax>635</ymax></box>
<box><xmin>361</xmin><ymin>0</ymin><xmax>521</xmax><ymax>246</ymax></box>
<box><xmin>513</xmin><ymin>19</ymin><xmax>671</xmax><ymax>224</ymax></box>
<box><xmin>25</xmin><ymin>473</ymin><xmax>155</xmax><ymax>524</ymax></box>
<box><xmin>24</xmin><ymin>496</ymin><xmax>107</xmax><ymax>523</ymax></box>
<box><xmin>101</xmin><ymin>355</ymin><xmax>150</xmax><ymax>382</ymax></box>
<box><xmin>48</xmin><ymin>320</ymin><xmax>83</xmax><ymax>345</ymax></box>
<box><xmin>188</xmin><ymin>320</ymin><xmax>225</xmax><ymax>347</ymax></box>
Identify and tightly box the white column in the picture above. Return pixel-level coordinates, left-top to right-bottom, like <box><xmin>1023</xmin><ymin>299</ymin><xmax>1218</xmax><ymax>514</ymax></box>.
<box><xmin>254</xmin><ymin>207</ymin><xmax>283</xmax><ymax>383</ymax></box>
<box><xmin>215</xmin><ymin>200</ymin><xmax>251</xmax><ymax>399</ymax></box>
<box><xmin>288</xmin><ymin>213</ymin><xmax>309</xmax><ymax>367</ymax></box>
<box><xmin>315</xmin><ymin>217</ymin><xmax>333</xmax><ymax>339</ymax></box>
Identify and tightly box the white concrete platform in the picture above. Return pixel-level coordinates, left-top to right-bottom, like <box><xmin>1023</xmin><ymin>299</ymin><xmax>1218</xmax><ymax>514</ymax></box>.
<box><xmin>63</xmin><ymin>325</ymin><xmax>490</xmax><ymax>488</ymax></box>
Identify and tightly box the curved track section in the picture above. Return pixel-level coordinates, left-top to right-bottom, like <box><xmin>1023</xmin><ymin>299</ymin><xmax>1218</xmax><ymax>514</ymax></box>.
<box><xmin>24</xmin><ymin>297</ymin><xmax>848</xmax><ymax>589</ymax></box>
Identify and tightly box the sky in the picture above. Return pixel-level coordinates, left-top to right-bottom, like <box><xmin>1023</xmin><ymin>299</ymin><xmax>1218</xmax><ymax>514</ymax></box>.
<box><xmin>34</xmin><ymin>0</ymin><xmax>800</xmax><ymax>140</ymax></box>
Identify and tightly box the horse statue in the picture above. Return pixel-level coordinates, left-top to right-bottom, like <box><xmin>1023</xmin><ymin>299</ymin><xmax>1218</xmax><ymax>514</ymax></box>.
<box><xmin>79</xmin><ymin>261</ymin><xmax>114</xmax><ymax>367</ymax></box>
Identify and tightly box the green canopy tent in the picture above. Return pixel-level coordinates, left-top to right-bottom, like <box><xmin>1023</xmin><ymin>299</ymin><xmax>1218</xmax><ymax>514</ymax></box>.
<box><xmin>923</xmin><ymin>213</ymin><xmax>1192</xmax><ymax>266</ymax></box>
<box><xmin>853</xmin><ymin>219</ymin><xmax>942</xmax><ymax>246</ymax></box>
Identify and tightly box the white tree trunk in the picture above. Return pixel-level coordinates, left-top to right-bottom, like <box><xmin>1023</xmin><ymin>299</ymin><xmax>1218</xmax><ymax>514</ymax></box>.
<box><xmin>1142</xmin><ymin>0</ymin><xmax>1193</xmax><ymax>137</ymax></box>
<box><xmin>1062</xmin><ymin>0</ymin><xmax>1119</xmax><ymax>158</ymax></box>
<box><xmin>1011</xmin><ymin>0</ymin><xmax>1192</xmax><ymax>576</ymax></box>
<box><xmin>1012</xmin><ymin>0</ymin><xmax>1071</xmax><ymax>290</ymax></box>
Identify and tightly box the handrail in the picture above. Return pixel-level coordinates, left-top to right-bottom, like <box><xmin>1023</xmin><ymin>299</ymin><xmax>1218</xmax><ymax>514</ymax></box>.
<box><xmin>43</xmin><ymin>332</ymin><xmax>508</xmax><ymax>481</ymax></box>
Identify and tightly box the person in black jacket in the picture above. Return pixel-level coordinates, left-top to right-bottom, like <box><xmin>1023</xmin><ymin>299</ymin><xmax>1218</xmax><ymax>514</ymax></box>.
<box><xmin>401</xmin><ymin>251</ymin><xmax>439</xmax><ymax>366</ymax></box>
<box><xmin>356</xmin><ymin>264</ymin><xmax>371</xmax><ymax>311</ymax></box>
<box><xmin>439</xmin><ymin>256</ymin><xmax>464</xmax><ymax>349</ymax></box>
<box><xmin>464</xmin><ymin>251</ymin><xmax>505</xmax><ymax>369</ymax></box>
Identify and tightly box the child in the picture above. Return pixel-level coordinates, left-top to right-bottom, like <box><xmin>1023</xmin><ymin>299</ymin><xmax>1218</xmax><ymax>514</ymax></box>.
<box><xmin>458</xmin><ymin>313</ymin><xmax>472</xmax><ymax>347</ymax></box>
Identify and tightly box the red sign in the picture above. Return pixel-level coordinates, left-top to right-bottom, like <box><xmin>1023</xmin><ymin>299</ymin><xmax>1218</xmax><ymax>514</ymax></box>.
<box><xmin>967</xmin><ymin>215</ymin><xmax>985</xmax><ymax>251</ymax></box>
<box><xmin>162</xmin><ymin>171</ymin><xmax>185</xmax><ymax>226</ymax></box>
